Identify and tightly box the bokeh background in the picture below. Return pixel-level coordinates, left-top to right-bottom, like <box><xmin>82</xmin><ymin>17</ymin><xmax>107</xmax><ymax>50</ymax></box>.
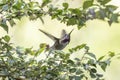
<box><xmin>0</xmin><ymin>0</ymin><xmax>120</xmax><ymax>80</ymax></box>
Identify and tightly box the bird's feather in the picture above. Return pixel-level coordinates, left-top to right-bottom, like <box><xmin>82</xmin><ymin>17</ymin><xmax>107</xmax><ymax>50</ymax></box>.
<box><xmin>39</xmin><ymin>29</ymin><xmax>59</xmax><ymax>41</ymax></box>
<box><xmin>60</xmin><ymin>29</ymin><xmax>67</xmax><ymax>38</ymax></box>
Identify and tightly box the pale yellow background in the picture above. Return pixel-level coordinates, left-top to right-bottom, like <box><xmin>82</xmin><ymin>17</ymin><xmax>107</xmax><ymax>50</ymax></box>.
<box><xmin>0</xmin><ymin>0</ymin><xmax>120</xmax><ymax>80</ymax></box>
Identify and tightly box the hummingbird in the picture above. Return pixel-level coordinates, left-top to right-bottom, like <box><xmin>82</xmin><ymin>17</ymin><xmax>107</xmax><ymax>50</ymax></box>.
<box><xmin>39</xmin><ymin>29</ymin><xmax>74</xmax><ymax>50</ymax></box>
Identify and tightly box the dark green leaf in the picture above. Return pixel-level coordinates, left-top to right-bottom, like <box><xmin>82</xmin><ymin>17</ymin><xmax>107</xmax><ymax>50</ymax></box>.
<box><xmin>69</xmin><ymin>8</ymin><xmax>81</xmax><ymax>16</ymax></box>
<box><xmin>74</xmin><ymin>58</ymin><xmax>80</xmax><ymax>61</ymax></box>
<box><xmin>76</xmin><ymin>69</ymin><xmax>83</xmax><ymax>75</ymax></box>
<box><xmin>110</xmin><ymin>14</ymin><xmax>118</xmax><ymax>22</ymax></box>
<box><xmin>67</xmin><ymin>18</ymin><xmax>77</xmax><ymax>26</ymax></box>
<box><xmin>69</xmin><ymin>44</ymin><xmax>86</xmax><ymax>53</ymax></box>
<box><xmin>41</xmin><ymin>0</ymin><xmax>51</xmax><ymax>7</ymax></box>
<box><xmin>106</xmin><ymin>5</ymin><xmax>118</xmax><ymax>12</ymax></box>
<box><xmin>99</xmin><ymin>62</ymin><xmax>107</xmax><ymax>71</ymax></box>
<box><xmin>67</xmin><ymin>59</ymin><xmax>74</xmax><ymax>65</ymax></box>
<box><xmin>108</xmin><ymin>14</ymin><xmax>118</xmax><ymax>26</ymax></box>
<box><xmin>8</xmin><ymin>19</ymin><xmax>16</xmax><ymax>27</ymax></box>
<box><xmin>12</xmin><ymin>1</ymin><xmax>23</xmax><ymax>10</ymax></box>
<box><xmin>0</xmin><ymin>23</ymin><xmax>8</xmax><ymax>33</ymax></box>
<box><xmin>108</xmin><ymin>51</ymin><xmax>115</xmax><ymax>57</ymax></box>
<box><xmin>97</xmin><ymin>0</ymin><xmax>111</xmax><ymax>5</ymax></box>
<box><xmin>91</xmin><ymin>68</ymin><xmax>97</xmax><ymax>73</ymax></box>
<box><xmin>99</xmin><ymin>9</ymin><xmax>106</xmax><ymax>19</ymax></box>
<box><xmin>86</xmin><ymin>52</ymin><xmax>96</xmax><ymax>59</ymax></box>
<box><xmin>98</xmin><ymin>55</ymin><xmax>105</xmax><ymax>61</ymax></box>
<box><xmin>63</xmin><ymin>3</ymin><xmax>69</xmax><ymax>9</ymax></box>
<box><xmin>87</xmin><ymin>59</ymin><xmax>96</xmax><ymax>67</ymax></box>
<box><xmin>35</xmin><ymin>48</ymin><xmax>44</xmax><ymax>56</ymax></box>
<box><xmin>83</xmin><ymin>0</ymin><xmax>93</xmax><ymax>9</ymax></box>
<box><xmin>90</xmin><ymin>72</ymin><xmax>96</xmax><ymax>78</ymax></box>
<box><xmin>69</xmin><ymin>68</ymin><xmax>76</xmax><ymax>73</ymax></box>
<box><xmin>75</xmin><ymin>76</ymin><xmax>82</xmax><ymax>80</ymax></box>
<box><xmin>96</xmin><ymin>73</ymin><xmax>103</xmax><ymax>77</ymax></box>
<box><xmin>2</xmin><ymin>35</ymin><xmax>10</xmax><ymax>42</ymax></box>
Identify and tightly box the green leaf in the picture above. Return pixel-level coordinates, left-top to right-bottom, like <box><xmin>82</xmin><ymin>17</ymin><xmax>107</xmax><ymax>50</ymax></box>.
<box><xmin>75</xmin><ymin>76</ymin><xmax>82</xmax><ymax>80</ymax></box>
<box><xmin>99</xmin><ymin>9</ymin><xmax>106</xmax><ymax>19</ymax></box>
<box><xmin>2</xmin><ymin>4</ymin><xmax>9</xmax><ymax>11</ymax></box>
<box><xmin>99</xmin><ymin>62</ymin><xmax>107</xmax><ymax>71</ymax></box>
<box><xmin>110</xmin><ymin>14</ymin><xmax>118</xmax><ymax>22</ymax></box>
<box><xmin>69</xmin><ymin>8</ymin><xmax>81</xmax><ymax>17</ymax></box>
<box><xmin>90</xmin><ymin>72</ymin><xmax>96</xmax><ymax>78</ymax></box>
<box><xmin>76</xmin><ymin>69</ymin><xmax>83</xmax><ymax>75</ymax></box>
<box><xmin>108</xmin><ymin>14</ymin><xmax>118</xmax><ymax>26</ymax></box>
<box><xmin>96</xmin><ymin>73</ymin><xmax>103</xmax><ymax>77</ymax></box>
<box><xmin>106</xmin><ymin>5</ymin><xmax>118</xmax><ymax>12</ymax></box>
<box><xmin>108</xmin><ymin>51</ymin><xmax>115</xmax><ymax>57</ymax></box>
<box><xmin>69</xmin><ymin>44</ymin><xmax>86</xmax><ymax>53</ymax></box>
<box><xmin>63</xmin><ymin>3</ymin><xmax>69</xmax><ymax>9</ymax></box>
<box><xmin>12</xmin><ymin>1</ymin><xmax>23</xmax><ymax>10</ymax></box>
<box><xmin>83</xmin><ymin>0</ymin><xmax>93</xmax><ymax>9</ymax></box>
<box><xmin>41</xmin><ymin>0</ymin><xmax>51</xmax><ymax>7</ymax></box>
<box><xmin>67</xmin><ymin>59</ymin><xmax>74</xmax><ymax>65</ymax></box>
<box><xmin>35</xmin><ymin>48</ymin><xmax>44</xmax><ymax>56</ymax></box>
<box><xmin>0</xmin><ymin>23</ymin><xmax>8</xmax><ymax>33</ymax></box>
<box><xmin>98</xmin><ymin>55</ymin><xmax>105</xmax><ymax>61</ymax></box>
<box><xmin>87</xmin><ymin>59</ymin><xmax>96</xmax><ymax>67</ymax></box>
<box><xmin>8</xmin><ymin>19</ymin><xmax>16</xmax><ymax>27</ymax></box>
<box><xmin>86</xmin><ymin>52</ymin><xmax>96</xmax><ymax>59</ymax></box>
<box><xmin>67</xmin><ymin>18</ymin><xmax>77</xmax><ymax>26</ymax></box>
<box><xmin>2</xmin><ymin>35</ymin><xmax>10</xmax><ymax>42</ymax></box>
<box><xmin>91</xmin><ymin>68</ymin><xmax>97</xmax><ymax>73</ymax></box>
<box><xmin>97</xmin><ymin>0</ymin><xmax>111</xmax><ymax>5</ymax></box>
<box><xmin>69</xmin><ymin>68</ymin><xmax>76</xmax><ymax>73</ymax></box>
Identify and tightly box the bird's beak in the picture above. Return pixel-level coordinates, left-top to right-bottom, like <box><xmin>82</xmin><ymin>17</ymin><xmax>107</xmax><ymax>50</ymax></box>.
<box><xmin>69</xmin><ymin>29</ymin><xmax>74</xmax><ymax>35</ymax></box>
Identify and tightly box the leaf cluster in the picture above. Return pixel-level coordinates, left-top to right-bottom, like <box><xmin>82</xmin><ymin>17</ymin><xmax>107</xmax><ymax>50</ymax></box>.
<box><xmin>0</xmin><ymin>0</ymin><xmax>120</xmax><ymax>32</ymax></box>
<box><xmin>0</xmin><ymin>35</ymin><xmax>117</xmax><ymax>80</ymax></box>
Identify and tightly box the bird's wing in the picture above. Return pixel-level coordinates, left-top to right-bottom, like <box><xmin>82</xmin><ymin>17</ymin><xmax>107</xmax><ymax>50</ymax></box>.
<box><xmin>39</xmin><ymin>29</ymin><xmax>58</xmax><ymax>41</ymax></box>
<box><xmin>60</xmin><ymin>29</ymin><xmax>67</xmax><ymax>38</ymax></box>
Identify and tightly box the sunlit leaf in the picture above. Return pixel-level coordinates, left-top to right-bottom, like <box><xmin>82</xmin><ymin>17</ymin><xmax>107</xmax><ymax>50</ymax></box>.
<box><xmin>86</xmin><ymin>53</ymin><xmax>96</xmax><ymax>59</ymax></box>
<box><xmin>98</xmin><ymin>55</ymin><xmax>105</xmax><ymax>61</ymax></box>
<box><xmin>63</xmin><ymin>3</ymin><xmax>69</xmax><ymax>9</ymax></box>
<box><xmin>69</xmin><ymin>44</ymin><xmax>86</xmax><ymax>53</ymax></box>
<box><xmin>108</xmin><ymin>51</ymin><xmax>115</xmax><ymax>57</ymax></box>
<box><xmin>83</xmin><ymin>0</ymin><xmax>93</xmax><ymax>9</ymax></box>
<box><xmin>41</xmin><ymin>0</ymin><xmax>51</xmax><ymax>7</ymax></box>
<box><xmin>2</xmin><ymin>35</ymin><xmax>10</xmax><ymax>42</ymax></box>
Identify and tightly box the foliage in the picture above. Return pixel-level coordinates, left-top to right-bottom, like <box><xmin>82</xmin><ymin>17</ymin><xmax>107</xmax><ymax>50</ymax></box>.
<box><xmin>0</xmin><ymin>35</ymin><xmax>117</xmax><ymax>80</ymax></box>
<box><xmin>0</xmin><ymin>0</ymin><xmax>120</xmax><ymax>80</ymax></box>
<box><xmin>0</xmin><ymin>0</ymin><xmax>120</xmax><ymax>32</ymax></box>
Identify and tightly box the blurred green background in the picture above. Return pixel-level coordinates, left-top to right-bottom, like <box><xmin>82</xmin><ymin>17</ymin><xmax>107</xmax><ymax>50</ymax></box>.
<box><xmin>0</xmin><ymin>0</ymin><xmax>120</xmax><ymax>80</ymax></box>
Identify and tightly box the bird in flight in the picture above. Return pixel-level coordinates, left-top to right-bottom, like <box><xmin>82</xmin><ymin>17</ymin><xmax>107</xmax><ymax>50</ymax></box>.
<box><xmin>39</xmin><ymin>29</ymin><xmax>74</xmax><ymax>50</ymax></box>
